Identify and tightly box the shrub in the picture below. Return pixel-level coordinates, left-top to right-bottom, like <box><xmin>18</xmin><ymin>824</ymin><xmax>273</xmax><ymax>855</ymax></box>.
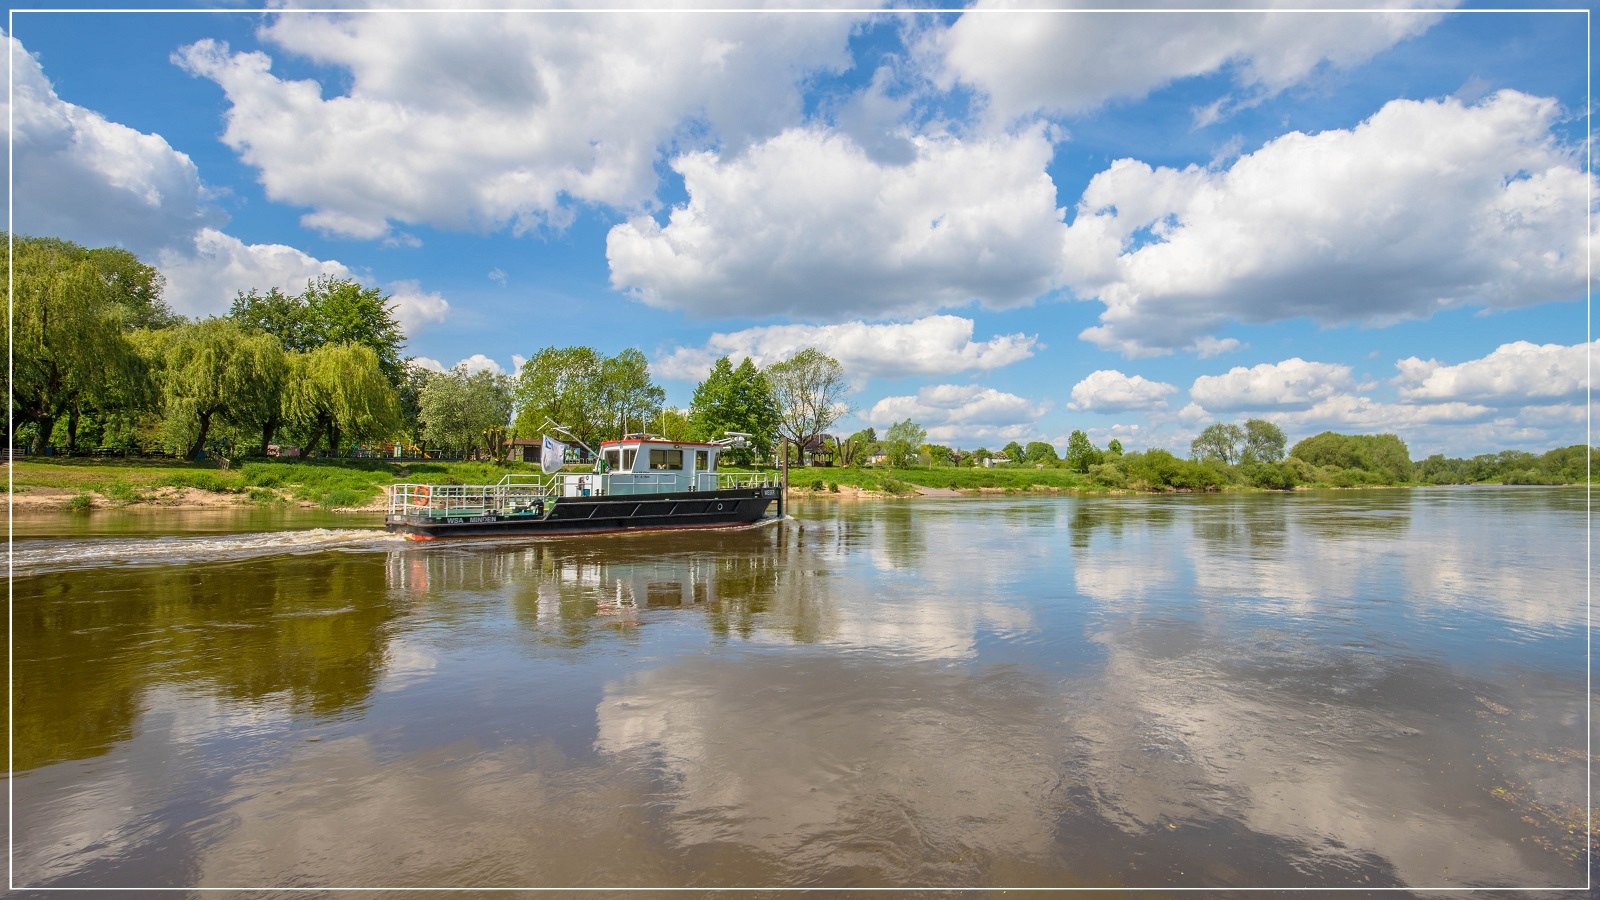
<box><xmin>63</xmin><ymin>493</ymin><xmax>92</xmax><ymax>512</ymax></box>
<box><xmin>1241</xmin><ymin>461</ymin><xmax>1297</xmax><ymax>490</ymax></box>
<box><xmin>99</xmin><ymin>481</ymin><xmax>144</xmax><ymax>504</ymax></box>
<box><xmin>319</xmin><ymin>488</ymin><xmax>366</xmax><ymax>509</ymax></box>
<box><xmin>1087</xmin><ymin>463</ymin><xmax>1126</xmax><ymax>488</ymax></box>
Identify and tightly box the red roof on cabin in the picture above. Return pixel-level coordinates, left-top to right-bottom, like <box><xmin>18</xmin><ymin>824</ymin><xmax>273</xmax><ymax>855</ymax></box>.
<box><xmin>597</xmin><ymin>438</ymin><xmax>725</xmax><ymax>449</ymax></box>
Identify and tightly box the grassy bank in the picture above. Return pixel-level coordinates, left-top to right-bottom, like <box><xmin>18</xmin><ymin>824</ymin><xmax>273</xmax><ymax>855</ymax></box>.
<box><xmin>9</xmin><ymin>456</ymin><xmax>551</xmax><ymax>510</ymax></box>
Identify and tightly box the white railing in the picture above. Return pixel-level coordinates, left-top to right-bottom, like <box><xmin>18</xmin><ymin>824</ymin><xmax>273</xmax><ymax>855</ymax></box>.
<box><xmin>390</xmin><ymin>474</ymin><xmax>558</xmax><ymax>517</ymax></box>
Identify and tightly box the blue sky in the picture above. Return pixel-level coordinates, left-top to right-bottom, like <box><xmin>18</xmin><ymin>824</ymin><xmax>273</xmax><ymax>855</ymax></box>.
<box><xmin>7</xmin><ymin>2</ymin><xmax>1593</xmax><ymax>456</ymax></box>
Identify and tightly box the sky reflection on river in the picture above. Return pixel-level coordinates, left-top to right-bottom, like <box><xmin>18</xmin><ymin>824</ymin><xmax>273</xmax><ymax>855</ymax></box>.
<box><xmin>11</xmin><ymin>488</ymin><xmax>1590</xmax><ymax>891</ymax></box>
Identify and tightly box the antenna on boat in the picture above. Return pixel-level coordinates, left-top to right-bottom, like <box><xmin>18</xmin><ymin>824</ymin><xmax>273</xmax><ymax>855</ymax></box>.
<box><xmin>541</xmin><ymin>419</ymin><xmax>597</xmax><ymax>458</ymax></box>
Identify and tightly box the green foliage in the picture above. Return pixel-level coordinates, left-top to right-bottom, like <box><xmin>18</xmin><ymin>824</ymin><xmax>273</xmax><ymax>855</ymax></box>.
<box><xmin>1191</xmin><ymin>422</ymin><xmax>1245</xmax><ymax>465</ymax></box>
<box><xmin>1001</xmin><ymin>441</ymin><xmax>1025</xmax><ymax>463</ymax></box>
<box><xmin>1415</xmin><ymin>445</ymin><xmax>1596</xmax><ymax>485</ymax></box>
<box><xmin>689</xmin><ymin>356</ymin><xmax>778</xmax><ymax>463</ymax></box>
<box><xmin>98</xmin><ymin>481</ymin><xmax>145</xmax><ymax>504</ymax></box>
<box><xmin>1241</xmin><ymin>419</ymin><xmax>1287</xmax><ymax>464</ymax></box>
<box><xmin>284</xmin><ymin>343</ymin><xmax>400</xmax><ymax>455</ymax></box>
<box><xmin>766</xmin><ymin>348</ymin><xmax>852</xmax><ymax>459</ymax></box>
<box><xmin>63</xmin><ymin>493</ymin><xmax>93</xmax><ymax>512</ymax></box>
<box><xmin>150</xmin><ymin>318</ymin><xmax>288</xmax><ymax>460</ymax></box>
<box><xmin>319</xmin><ymin>488</ymin><xmax>366</xmax><ymax>509</ymax></box>
<box><xmin>1087</xmin><ymin>462</ymin><xmax>1127</xmax><ymax>488</ymax></box>
<box><xmin>883</xmin><ymin>419</ymin><xmax>927</xmax><ymax>468</ymax></box>
<box><xmin>1240</xmin><ymin>460</ymin><xmax>1297</xmax><ymax>490</ymax></box>
<box><xmin>397</xmin><ymin>363</ymin><xmax>440</xmax><ymax>445</ymax></box>
<box><xmin>418</xmin><ymin>366</ymin><xmax>514</xmax><ymax>460</ymax></box>
<box><xmin>235</xmin><ymin>277</ymin><xmax>407</xmax><ymax>385</ymax></box>
<box><xmin>1106</xmin><ymin>438</ymin><xmax>1123</xmax><ymax>456</ymax></box>
<box><xmin>153</xmin><ymin>471</ymin><xmax>235</xmax><ymax>493</ymax></box>
<box><xmin>1123</xmin><ymin>448</ymin><xmax>1223</xmax><ymax>491</ymax></box>
<box><xmin>1065</xmin><ymin>430</ymin><xmax>1100</xmax><ymax>472</ymax></box>
<box><xmin>1023</xmin><ymin>441</ymin><xmax>1060</xmax><ymax>466</ymax></box>
<box><xmin>599</xmin><ymin>348</ymin><xmax>666</xmax><ymax>438</ymax></box>
<box><xmin>1290</xmin><ymin>431</ymin><xmax>1412</xmax><ymax>484</ymax></box>
<box><xmin>8</xmin><ymin>235</ymin><xmax>153</xmax><ymax>453</ymax></box>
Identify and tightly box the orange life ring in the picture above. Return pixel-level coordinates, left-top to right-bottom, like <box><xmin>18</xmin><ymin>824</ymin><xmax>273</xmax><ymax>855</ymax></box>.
<box><xmin>415</xmin><ymin>485</ymin><xmax>431</xmax><ymax>507</ymax></box>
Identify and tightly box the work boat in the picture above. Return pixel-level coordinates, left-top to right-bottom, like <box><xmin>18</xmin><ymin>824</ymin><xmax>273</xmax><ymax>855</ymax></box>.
<box><xmin>385</xmin><ymin>432</ymin><xmax>781</xmax><ymax>540</ymax></box>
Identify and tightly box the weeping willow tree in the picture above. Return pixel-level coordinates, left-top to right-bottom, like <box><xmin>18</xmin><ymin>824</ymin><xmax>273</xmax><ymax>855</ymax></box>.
<box><xmin>285</xmin><ymin>343</ymin><xmax>400</xmax><ymax>456</ymax></box>
<box><xmin>8</xmin><ymin>237</ymin><xmax>151</xmax><ymax>453</ymax></box>
<box><xmin>150</xmin><ymin>319</ymin><xmax>288</xmax><ymax>460</ymax></box>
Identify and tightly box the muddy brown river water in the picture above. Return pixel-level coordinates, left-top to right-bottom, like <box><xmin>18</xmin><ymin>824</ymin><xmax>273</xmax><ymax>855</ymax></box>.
<box><xmin>9</xmin><ymin>488</ymin><xmax>1592</xmax><ymax>893</ymax></box>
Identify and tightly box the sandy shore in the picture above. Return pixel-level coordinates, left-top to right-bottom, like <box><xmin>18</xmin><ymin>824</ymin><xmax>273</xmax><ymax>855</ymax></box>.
<box><xmin>7</xmin><ymin>485</ymin><xmax>389</xmax><ymax>513</ymax></box>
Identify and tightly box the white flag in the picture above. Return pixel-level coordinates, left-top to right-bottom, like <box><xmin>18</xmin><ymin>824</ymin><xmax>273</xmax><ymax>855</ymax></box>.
<box><xmin>541</xmin><ymin>435</ymin><xmax>567</xmax><ymax>475</ymax></box>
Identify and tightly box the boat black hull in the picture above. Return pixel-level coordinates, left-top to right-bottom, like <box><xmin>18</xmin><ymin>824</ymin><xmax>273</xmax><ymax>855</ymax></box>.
<box><xmin>385</xmin><ymin>486</ymin><xmax>780</xmax><ymax>539</ymax></box>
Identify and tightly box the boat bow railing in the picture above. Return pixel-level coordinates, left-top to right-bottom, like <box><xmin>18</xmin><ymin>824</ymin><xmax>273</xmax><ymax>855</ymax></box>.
<box><xmin>389</xmin><ymin>474</ymin><xmax>559</xmax><ymax>518</ymax></box>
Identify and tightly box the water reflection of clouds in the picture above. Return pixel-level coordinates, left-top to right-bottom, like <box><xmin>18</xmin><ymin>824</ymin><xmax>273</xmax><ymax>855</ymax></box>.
<box><xmin>1066</xmin><ymin>491</ymin><xmax>1585</xmax><ymax>633</ymax></box>
<box><xmin>1069</xmin><ymin>634</ymin><xmax>1579</xmax><ymax>887</ymax></box>
<box><xmin>594</xmin><ymin>656</ymin><xmax>1068</xmax><ymax>878</ymax></box>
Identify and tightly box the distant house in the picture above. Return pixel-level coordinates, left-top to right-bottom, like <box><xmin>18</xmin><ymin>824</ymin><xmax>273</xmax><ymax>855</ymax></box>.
<box><xmin>983</xmin><ymin>453</ymin><xmax>1012</xmax><ymax>468</ymax></box>
<box><xmin>509</xmin><ymin>437</ymin><xmax>542</xmax><ymax>464</ymax></box>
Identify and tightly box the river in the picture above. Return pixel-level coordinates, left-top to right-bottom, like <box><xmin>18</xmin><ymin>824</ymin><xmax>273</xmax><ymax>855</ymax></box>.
<box><xmin>10</xmin><ymin>488</ymin><xmax>1591</xmax><ymax>892</ymax></box>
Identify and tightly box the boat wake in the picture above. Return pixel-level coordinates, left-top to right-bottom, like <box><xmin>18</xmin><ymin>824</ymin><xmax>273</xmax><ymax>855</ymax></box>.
<box><xmin>10</xmin><ymin>528</ymin><xmax>402</xmax><ymax>575</ymax></box>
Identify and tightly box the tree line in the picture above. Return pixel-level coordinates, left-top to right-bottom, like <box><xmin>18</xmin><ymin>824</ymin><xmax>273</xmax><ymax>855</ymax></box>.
<box><xmin>7</xmin><ymin>234</ymin><xmax>861</xmax><ymax>463</ymax></box>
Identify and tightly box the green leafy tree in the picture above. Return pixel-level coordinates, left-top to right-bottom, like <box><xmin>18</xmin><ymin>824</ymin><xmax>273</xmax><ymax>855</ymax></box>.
<box><xmin>767</xmin><ymin>348</ymin><xmax>852</xmax><ymax>467</ymax></box>
<box><xmin>1191</xmin><ymin>422</ymin><xmax>1246</xmax><ymax>465</ymax></box>
<box><xmin>231</xmin><ymin>287</ymin><xmax>312</xmax><ymax>352</ymax></box>
<box><xmin>883</xmin><ymin>419</ymin><xmax>926</xmax><ymax>468</ymax></box>
<box><xmin>598</xmin><ymin>348</ymin><xmax>665</xmax><ymax>439</ymax></box>
<box><xmin>397</xmin><ymin>363</ymin><xmax>440</xmax><ymax>447</ymax></box>
<box><xmin>1289</xmin><ymin>431</ymin><xmax>1413</xmax><ymax>483</ymax></box>
<box><xmin>1065</xmin><ymin>430</ymin><xmax>1101</xmax><ymax>472</ymax></box>
<box><xmin>152</xmin><ymin>319</ymin><xmax>288</xmax><ymax>459</ymax></box>
<box><xmin>85</xmin><ymin>246</ymin><xmax>177</xmax><ymax>329</ymax></box>
<box><xmin>1241</xmin><ymin>418</ymin><xmax>1287</xmax><ymax>464</ymax></box>
<box><xmin>1001</xmin><ymin>440</ymin><xmax>1025</xmax><ymax>463</ymax></box>
<box><xmin>689</xmin><ymin>356</ymin><xmax>779</xmax><ymax>463</ymax></box>
<box><xmin>418</xmin><ymin>366</ymin><xmax>515</xmax><ymax>460</ymax></box>
<box><xmin>284</xmin><ymin>343</ymin><xmax>400</xmax><ymax>456</ymax></box>
<box><xmin>1106</xmin><ymin>438</ymin><xmax>1124</xmax><ymax>456</ymax></box>
<box><xmin>512</xmin><ymin>346</ymin><xmax>605</xmax><ymax>447</ymax></box>
<box><xmin>7</xmin><ymin>236</ymin><xmax>150</xmax><ymax>453</ymax></box>
<box><xmin>232</xmin><ymin>277</ymin><xmax>406</xmax><ymax>385</ymax></box>
<box><xmin>656</xmin><ymin>408</ymin><xmax>695</xmax><ymax>441</ymax></box>
<box><xmin>1024</xmin><ymin>441</ymin><xmax>1060</xmax><ymax>466</ymax></box>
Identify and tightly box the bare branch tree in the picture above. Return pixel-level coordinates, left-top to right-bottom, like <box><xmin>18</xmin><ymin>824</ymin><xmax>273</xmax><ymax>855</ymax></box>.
<box><xmin>765</xmin><ymin>348</ymin><xmax>852</xmax><ymax>466</ymax></box>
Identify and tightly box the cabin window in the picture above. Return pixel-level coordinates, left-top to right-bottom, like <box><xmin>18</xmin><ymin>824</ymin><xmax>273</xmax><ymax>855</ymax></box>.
<box><xmin>603</xmin><ymin>449</ymin><xmax>620</xmax><ymax>471</ymax></box>
<box><xmin>649</xmin><ymin>448</ymin><xmax>684</xmax><ymax>470</ymax></box>
<box><xmin>695</xmin><ymin>450</ymin><xmax>709</xmax><ymax>472</ymax></box>
<box><xmin>622</xmin><ymin>449</ymin><xmax>637</xmax><ymax>471</ymax></box>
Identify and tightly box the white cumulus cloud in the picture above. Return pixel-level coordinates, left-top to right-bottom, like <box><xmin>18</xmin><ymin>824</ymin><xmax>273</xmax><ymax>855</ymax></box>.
<box><xmin>868</xmin><ymin>384</ymin><xmax>1046</xmax><ymax>445</ymax></box>
<box><xmin>157</xmin><ymin>228</ymin><xmax>353</xmax><ymax>318</ymax></box>
<box><xmin>929</xmin><ymin>2</ymin><xmax>1449</xmax><ymax>122</ymax></box>
<box><xmin>1061</xmin><ymin>91</ymin><xmax>1595</xmax><ymax>356</ymax></box>
<box><xmin>1394</xmin><ymin>340</ymin><xmax>1595</xmax><ymax>407</ymax></box>
<box><xmin>174</xmin><ymin>11</ymin><xmax>860</xmax><ymax>241</ymax></box>
<box><xmin>1189</xmin><ymin>358</ymin><xmax>1356</xmax><ymax>412</ymax></box>
<box><xmin>385</xmin><ymin>279</ymin><xmax>452</xmax><ymax>334</ymax></box>
<box><xmin>6</xmin><ymin>34</ymin><xmax>217</xmax><ymax>256</ymax></box>
<box><xmin>652</xmin><ymin>315</ymin><xmax>1038</xmax><ymax>382</ymax></box>
<box><xmin>609</xmin><ymin>126</ymin><xmax>1067</xmax><ymax>319</ymax></box>
<box><xmin>1068</xmin><ymin>370</ymin><xmax>1177</xmax><ymax>413</ymax></box>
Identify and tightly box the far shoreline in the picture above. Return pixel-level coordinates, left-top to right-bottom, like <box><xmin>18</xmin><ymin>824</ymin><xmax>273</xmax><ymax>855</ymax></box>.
<box><xmin>7</xmin><ymin>478</ymin><xmax>1580</xmax><ymax>516</ymax></box>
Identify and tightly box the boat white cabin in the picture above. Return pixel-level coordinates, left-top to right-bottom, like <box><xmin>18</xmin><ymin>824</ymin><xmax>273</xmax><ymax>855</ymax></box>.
<box><xmin>565</xmin><ymin>435</ymin><xmax>731</xmax><ymax>497</ymax></box>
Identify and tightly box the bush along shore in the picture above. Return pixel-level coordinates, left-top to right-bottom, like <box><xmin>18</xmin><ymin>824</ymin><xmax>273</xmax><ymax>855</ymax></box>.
<box><xmin>10</xmin><ymin>439</ymin><xmax>1596</xmax><ymax>513</ymax></box>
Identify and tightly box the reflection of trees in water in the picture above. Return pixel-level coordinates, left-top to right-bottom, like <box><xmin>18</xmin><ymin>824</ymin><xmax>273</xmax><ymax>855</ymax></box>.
<box><xmin>1067</xmin><ymin>498</ymin><xmax>1178</xmax><ymax>550</ymax></box>
<box><xmin>16</xmin><ymin>555</ymin><xmax>396</xmax><ymax>771</ymax></box>
<box><xmin>1294</xmin><ymin>492</ymin><xmax>1413</xmax><ymax>542</ymax></box>
<box><xmin>1189</xmin><ymin>494</ymin><xmax>1289</xmax><ymax>558</ymax></box>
